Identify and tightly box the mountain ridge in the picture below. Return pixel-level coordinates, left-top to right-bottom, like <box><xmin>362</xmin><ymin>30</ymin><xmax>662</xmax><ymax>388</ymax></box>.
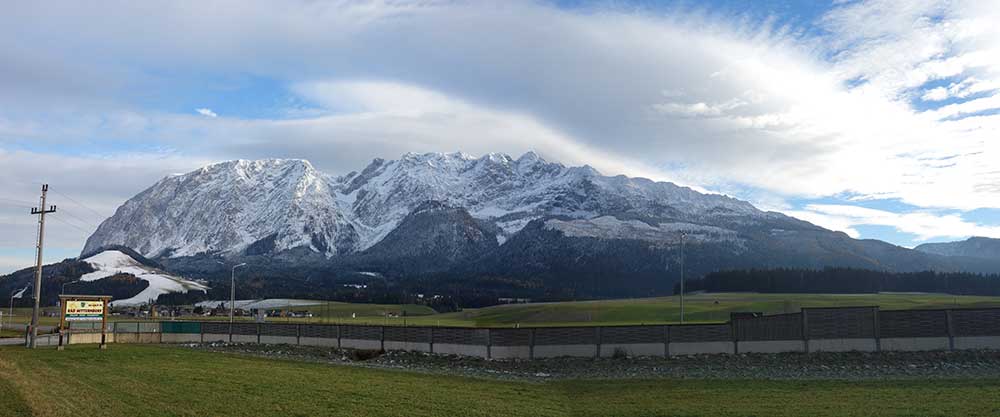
<box><xmin>84</xmin><ymin>151</ymin><xmax>773</xmax><ymax>260</ymax></box>
<box><xmin>77</xmin><ymin>151</ymin><xmax>1000</xmax><ymax>300</ymax></box>
<box><xmin>915</xmin><ymin>237</ymin><xmax>1000</xmax><ymax>260</ymax></box>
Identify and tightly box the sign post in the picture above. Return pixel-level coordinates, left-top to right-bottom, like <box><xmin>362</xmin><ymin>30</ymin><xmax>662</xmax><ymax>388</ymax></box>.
<box><xmin>58</xmin><ymin>295</ymin><xmax>112</xmax><ymax>350</ymax></box>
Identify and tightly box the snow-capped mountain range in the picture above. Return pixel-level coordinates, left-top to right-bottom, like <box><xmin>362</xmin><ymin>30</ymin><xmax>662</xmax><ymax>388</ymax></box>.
<box><xmin>76</xmin><ymin>151</ymin><xmax>1000</xmax><ymax>301</ymax></box>
<box><xmin>83</xmin><ymin>151</ymin><xmax>767</xmax><ymax>259</ymax></box>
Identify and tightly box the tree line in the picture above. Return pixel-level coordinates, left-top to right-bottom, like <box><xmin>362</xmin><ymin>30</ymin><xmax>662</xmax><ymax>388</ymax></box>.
<box><xmin>678</xmin><ymin>267</ymin><xmax>1000</xmax><ymax>296</ymax></box>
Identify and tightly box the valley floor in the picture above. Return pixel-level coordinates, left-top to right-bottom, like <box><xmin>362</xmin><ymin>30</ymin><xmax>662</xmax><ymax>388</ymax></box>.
<box><xmin>6</xmin><ymin>292</ymin><xmax>1000</xmax><ymax>329</ymax></box>
<box><xmin>2</xmin><ymin>344</ymin><xmax>1000</xmax><ymax>416</ymax></box>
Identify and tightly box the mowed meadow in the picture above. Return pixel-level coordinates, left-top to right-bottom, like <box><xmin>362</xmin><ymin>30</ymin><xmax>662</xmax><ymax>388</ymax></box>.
<box><xmin>196</xmin><ymin>292</ymin><xmax>1000</xmax><ymax>327</ymax></box>
<box><xmin>2</xmin><ymin>345</ymin><xmax>1000</xmax><ymax>417</ymax></box>
<box><xmin>5</xmin><ymin>292</ymin><xmax>1000</xmax><ymax>329</ymax></box>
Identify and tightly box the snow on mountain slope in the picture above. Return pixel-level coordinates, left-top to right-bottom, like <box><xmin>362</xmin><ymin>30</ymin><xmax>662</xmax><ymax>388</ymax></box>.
<box><xmin>80</xmin><ymin>250</ymin><xmax>208</xmax><ymax>306</ymax></box>
<box><xmin>84</xmin><ymin>159</ymin><xmax>358</xmax><ymax>258</ymax></box>
<box><xmin>545</xmin><ymin>216</ymin><xmax>746</xmax><ymax>247</ymax></box>
<box><xmin>84</xmin><ymin>152</ymin><xmax>775</xmax><ymax>260</ymax></box>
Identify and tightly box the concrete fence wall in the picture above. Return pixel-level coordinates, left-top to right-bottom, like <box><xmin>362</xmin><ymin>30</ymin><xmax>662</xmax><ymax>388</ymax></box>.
<box><xmin>67</xmin><ymin>306</ymin><xmax>1000</xmax><ymax>358</ymax></box>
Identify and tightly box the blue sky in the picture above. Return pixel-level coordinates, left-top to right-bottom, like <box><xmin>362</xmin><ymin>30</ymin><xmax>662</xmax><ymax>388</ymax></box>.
<box><xmin>1</xmin><ymin>0</ymin><xmax>1000</xmax><ymax>273</ymax></box>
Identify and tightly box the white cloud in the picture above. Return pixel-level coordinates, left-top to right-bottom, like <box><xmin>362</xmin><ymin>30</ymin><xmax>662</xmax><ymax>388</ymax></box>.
<box><xmin>0</xmin><ymin>0</ymin><xmax>998</xmax><ymax>252</ymax></box>
<box><xmin>0</xmin><ymin>149</ymin><xmax>212</xmax><ymax>272</ymax></box>
<box><xmin>787</xmin><ymin>204</ymin><xmax>1000</xmax><ymax>243</ymax></box>
<box><xmin>195</xmin><ymin>108</ymin><xmax>218</xmax><ymax>118</ymax></box>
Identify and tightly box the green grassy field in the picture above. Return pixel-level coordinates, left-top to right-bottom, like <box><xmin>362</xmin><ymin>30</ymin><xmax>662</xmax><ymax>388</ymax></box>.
<box><xmin>376</xmin><ymin>292</ymin><xmax>1000</xmax><ymax>327</ymax></box>
<box><xmin>1</xmin><ymin>344</ymin><xmax>998</xmax><ymax>417</ymax></box>
<box><xmin>6</xmin><ymin>292</ymin><xmax>1000</xmax><ymax>328</ymax></box>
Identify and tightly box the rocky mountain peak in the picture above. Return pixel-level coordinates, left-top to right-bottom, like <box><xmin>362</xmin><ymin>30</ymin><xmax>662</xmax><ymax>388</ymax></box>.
<box><xmin>84</xmin><ymin>151</ymin><xmax>776</xmax><ymax>261</ymax></box>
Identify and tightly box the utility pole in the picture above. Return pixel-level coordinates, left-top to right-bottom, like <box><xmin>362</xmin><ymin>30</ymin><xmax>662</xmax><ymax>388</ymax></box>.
<box><xmin>29</xmin><ymin>184</ymin><xmax>56</xmax><ymax>349</ymax></box>
<box><xmin>679</xmin><ymin>232</ymin><xmax>685</xmax><ymax>325</ymax></box>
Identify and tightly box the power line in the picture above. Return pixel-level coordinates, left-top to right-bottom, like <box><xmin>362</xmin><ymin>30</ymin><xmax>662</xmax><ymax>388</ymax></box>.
<box><xmin>0</xmin><ymin>197</ymin><xmax>36</xmax><ymax>208</ymax></box>
<box><xmin>49</xmin><ymin>189</ymin><xmax>107</xmax><ymax>224</ymax></box>
<box><xmin>49</xmin><ymin>215</ymin><xmax>93</xmax><ymax>236</ymax></box>
<box><xmin>54</xmin><ymin>207</ymin><xmax>100</xmax><ymax>230</ymax></box>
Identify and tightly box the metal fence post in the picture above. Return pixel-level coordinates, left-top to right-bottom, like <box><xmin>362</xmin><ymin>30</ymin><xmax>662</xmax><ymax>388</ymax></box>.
<box><xmin>529</xmin><ymin>328</ymin><xmax>535</xmax><ymax>359</ymax></box>
<box><xmin>801</xmin><ymin>309</ymin><xmax>810</xmax><ymax>353</ymax></box>
<box><xmin>732</xmin><ymin>319</ymin><xmax>739</xmax><ymax>355</ymax></box>
<box><xmin>200</xmin><ymin>321</ymin><xmax>205</xmax><ymax>344</ymax></box>
<box><xmin>595</xmin><ymin>326</ymin><xmax>602</xmax><ymax>358</ymax></box>
<box><xmin>256</xmin><ymin>323</ymin><xmax>261</xmax><ymax>344</ymax></box>
<box><xmin>663</xmin><ymin>325</ymin><xmax>669</xmax><ymax>357</ymax></box>
<box><xmin>380</xmin><ymin>326</ymin><xmax>385</xmax><ymax>351</ymax></box>
<box><xmin>296</xmin><ymin>324</ymin><xmax>301</xmax><ymax>345</ymax></box>
<box><xmin>873</xmin><ymin>307</ymin><xmax>881</xmax><ymax>352</ymax></box>
<box><xmin>429</xmin><ymin>326</ymin><xmax>434</xmax><ymax>354</ymax></box>
<box><xmin>336</xmin><ymin>324</ymin><xmax>342</xmax><ymax>349</ymax></box>
<box><xmin>945</xmin><ymin>309</ymin><xmax>955</xmax><ymax>351</ymax></box>
<box><xmin>486</xmin><ymin>328</ymin><xmax>492</xmax><ymax>359</ymax></box>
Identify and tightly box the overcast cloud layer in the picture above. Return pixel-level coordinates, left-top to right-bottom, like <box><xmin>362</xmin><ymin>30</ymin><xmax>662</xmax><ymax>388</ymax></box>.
<box><xmin>1</xmin><ymin>0</ymin><xmax>999</xmax><ymax>273</ymax></box>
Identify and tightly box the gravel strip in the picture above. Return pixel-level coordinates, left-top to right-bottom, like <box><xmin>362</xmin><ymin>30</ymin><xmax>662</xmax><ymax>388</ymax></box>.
<box><xmin>181</xmin><ymin>342</ymin><xmax>1000</xmax><ymax>382</ymax></box>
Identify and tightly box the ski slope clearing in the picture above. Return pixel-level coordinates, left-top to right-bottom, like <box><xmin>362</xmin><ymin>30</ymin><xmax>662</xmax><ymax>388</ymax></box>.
<box><xmin>80</xmin><ymin>250</ymin><xmax>209</xmax><ymax>306</ymax></box>
<box><xmin>195</xmin><ymin>299</ymin><xmax>321</xmax><ymax>310</ymax></box>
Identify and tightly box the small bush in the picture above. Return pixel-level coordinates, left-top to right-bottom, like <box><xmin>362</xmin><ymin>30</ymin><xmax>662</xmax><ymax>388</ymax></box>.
<box><xmin>612</xmin><ymin>347</ymin><xmax>629</xmax><ymax>359</ymax></box>
<box><xmin>350</xmin><ymin>349</ymin><xmax>384</xmax><ymax>361</ymax></box>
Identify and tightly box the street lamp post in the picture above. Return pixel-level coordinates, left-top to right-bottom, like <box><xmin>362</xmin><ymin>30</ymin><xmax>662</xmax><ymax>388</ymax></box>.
<box><xmin>679</xmin><ymin>233</ymin><xmax>686</xmax><ymax>324</ymax></box>
<box><xmin>5</xmin><ymin>292</ymin><xmax>14</xmax><ymax>332</ymax></box>
<box><xmin>230</xmin><ymin>263</ymin><xmax>247</xmax><ymax>324</ymax></box>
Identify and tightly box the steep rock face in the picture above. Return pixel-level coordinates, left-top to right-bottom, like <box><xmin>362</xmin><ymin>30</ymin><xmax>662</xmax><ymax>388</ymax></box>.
<box><xmin>916</xmin><ymin>237</ymin><xmax>1000</xmax><ymax>260</ymax></box>
<box><xmin>83</xmin><ymin>159</ymin><xmax>359</xmax><ymax>258</ymax></box>
<box><xmin>357</xmin><ymin>201</ymin><xmax>500</xmax><ymax>273</ymax></box>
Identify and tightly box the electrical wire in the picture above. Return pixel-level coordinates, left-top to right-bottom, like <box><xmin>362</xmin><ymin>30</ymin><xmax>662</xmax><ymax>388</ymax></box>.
<box><xmin>49</xmin><ymin>189</ymin><xmax>108</xmax><ymax>223</ymax></box>
<box><xmin>48</xmin><ymin>215</ymin><xmax>94</xmax><ymax>236</ymax></box>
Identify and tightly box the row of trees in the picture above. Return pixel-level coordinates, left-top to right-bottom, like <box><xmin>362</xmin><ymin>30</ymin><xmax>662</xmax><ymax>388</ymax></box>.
<box><xmin>679</xmin><ymin>267</ymin><xmax>1000</xmax><ymax>296</ymax></box>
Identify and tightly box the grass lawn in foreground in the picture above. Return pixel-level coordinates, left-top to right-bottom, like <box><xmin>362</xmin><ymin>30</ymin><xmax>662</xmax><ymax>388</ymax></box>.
<box><xmin>1</xmin><ymin>344</ymin><xmax>999</xmax><ymax>417</ymax></box>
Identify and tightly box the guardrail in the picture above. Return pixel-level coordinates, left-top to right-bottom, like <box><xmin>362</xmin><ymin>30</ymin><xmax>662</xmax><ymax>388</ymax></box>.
<box><xmin>48</xmin><ymin>306</ymin><xmax>1000</xmax><ymax>358</ymax></box>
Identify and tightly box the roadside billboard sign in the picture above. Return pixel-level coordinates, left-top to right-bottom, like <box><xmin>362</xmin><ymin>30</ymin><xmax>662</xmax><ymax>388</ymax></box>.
<box><xmin>65</xmin><ymin>300</ymin><xmax>105</xmax><ymax>321</ymax></box>
<box><xmin>58</xmin><ymin>295</ymin><xmax>112</xmax><ymax>349</ymax></box>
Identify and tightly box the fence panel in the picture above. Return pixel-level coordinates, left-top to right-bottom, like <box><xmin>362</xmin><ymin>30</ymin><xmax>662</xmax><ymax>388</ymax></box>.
<box><xmin>261</xmin><ymin>323</ymin><xmax>298</xmax><ymax>337</ymax></box>
<box><xmin>805</xmin><ymin>307</ymin><xmax>876</xmax><ymax>339</ymax></box>
<box><xmin>735</xmin><ymin>313</ymin><xmax>802</xmax><ymax>341</ymax></box>
<box><xmin>384</xmin><ymin>326</ymin><xmax>432</xmax><ymax>343</ymax></box>
<box><xmin>432</xmin><ymin>327</ymin><xmax>488</xmax><ymax>345</ymax></box>
<box><xmin>340</xmin><ymin>325</ymin><xmax>382</xmax><ymax>340</ymax></box>
<box><xmin>670</xmin><ymin>324</ymin><xmax>732</xmax><ymax>342</ymax></box>
<box><xmin>489</xmin><ymin>328</ymin><xmax>531</xmax><ymax>346</ymax></box>
<box><xmin>533</xmin><ymin>327</ymin><xmax>598</xmax><ymax>345</ymax></box>
<box><xmin>601</xmin><ymin>326</ymin><xmax>665</xmax><ymax>344</ymax></box>
<box><xmin>114</xmin><ymin>322</ymin><xmax>139</xmax><ymax>333</ymax></box>
<box><xmin>951</xmin><ymin>309</ymin><xmax>1000</xmax><ymax>336</ymax></box>
<box><xmin>161</xmin><ymin>322</ymin><xmax>201</xmax><ymax>334</ymax></box>
<box><xmin>300</xmin><ymin>324</ymin><xmax>338</xmax><ymax>338</ymax></box>
<box><xmin>879</xmin><ymin>310</ymin><xmax>948</xmax><ymax>338</ymax></box>
<box><xmin>201</xmin><ymin>322</ymin><xmax>230</xmax><ymax>334</ymax></box>
<box><xmin>68</xmin><ymin>322</ymin><xmax>104</xmax><ymax>331</ymax></box>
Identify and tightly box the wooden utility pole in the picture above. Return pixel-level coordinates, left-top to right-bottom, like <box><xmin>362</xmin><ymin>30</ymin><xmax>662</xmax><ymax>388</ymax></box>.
<box><xmin>28</xmin><ymin>184</ymin><xmax>56</xmax><ymax>349</ymax></box>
